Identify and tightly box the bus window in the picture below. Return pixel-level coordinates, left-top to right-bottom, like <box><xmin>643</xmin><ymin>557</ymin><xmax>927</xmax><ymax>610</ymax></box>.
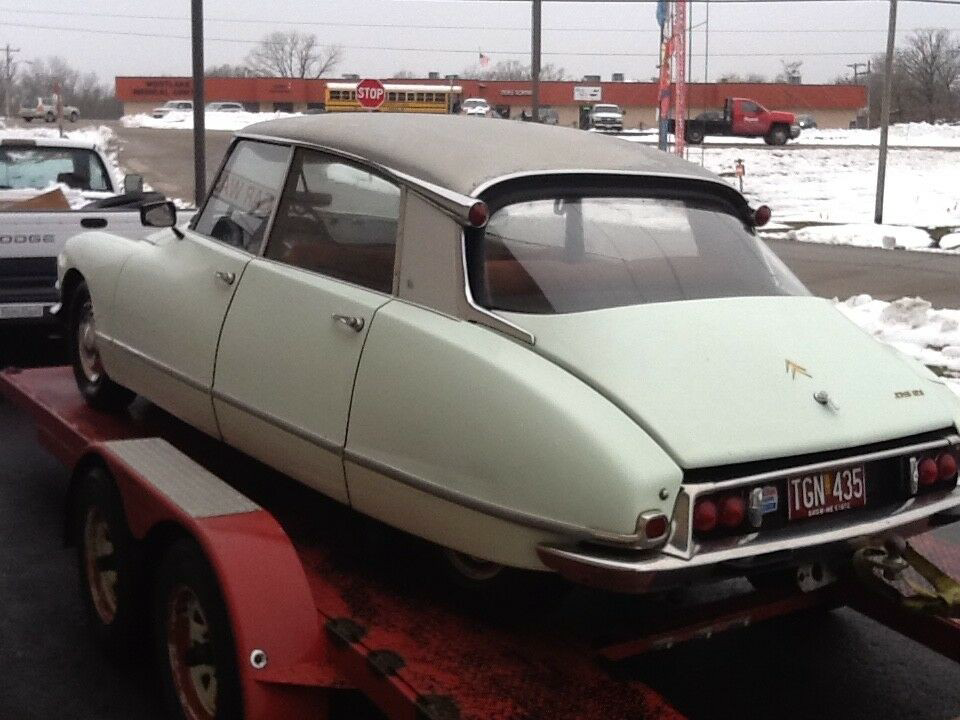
<box><xmin>388</xmin><ymin>92</ymin><xmax>397</xmax><ymax>101</ymax></box>
<box><xmin>416</xmin><ymin>93</ymin><xmax>425</xmax><ymax>102</ymax></box>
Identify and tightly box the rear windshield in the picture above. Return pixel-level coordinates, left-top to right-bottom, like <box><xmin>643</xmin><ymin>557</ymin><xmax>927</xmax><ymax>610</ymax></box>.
<box><xmin>0</xmin><ymin>146</ymin><xmax>111</xmax><ymax>192</ymax></box>
<box><xmin>473</xmin><ymin>196</ymin><xmax>808</xmax><ymax>314</ymax></box>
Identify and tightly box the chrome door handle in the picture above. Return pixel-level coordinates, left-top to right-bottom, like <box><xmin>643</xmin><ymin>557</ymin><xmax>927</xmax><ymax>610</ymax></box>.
<box><xmin>332</xmin><ymin>314</ymin><xmax>365</xmax><ymax>332</ymax></box>
<box><xmin>215</xmin><ymin>271</ymin><xmax>236</xmax><ymax>286</ymax></box>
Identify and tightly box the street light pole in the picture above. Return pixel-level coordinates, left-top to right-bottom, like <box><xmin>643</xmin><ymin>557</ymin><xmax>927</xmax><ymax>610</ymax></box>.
<box><xmin>191</xmin><ymin>0</ymin><xmax>206</xmax><ymax>207</ymax></box>
<box><xmin>874</xmin><ymin>0</ymin><xmax>897</xmax><ymax>225</ymax></box>
<box><xmin>531</xmin><ymin>0</ymin><xmax>541</xmax><ymax>122</ymax></box>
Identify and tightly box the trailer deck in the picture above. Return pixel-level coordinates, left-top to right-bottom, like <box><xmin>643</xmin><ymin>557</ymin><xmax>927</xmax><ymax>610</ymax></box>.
<box><xmin>4</xmin><ymin>365</ymin><xmax>960</xmax><ymax>719</ymax></box>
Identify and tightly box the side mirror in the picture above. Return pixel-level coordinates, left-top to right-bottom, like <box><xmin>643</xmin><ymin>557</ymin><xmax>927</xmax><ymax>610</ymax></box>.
<box><xmin>123</xmin><ymin>174</ymin><xmax>144</xmax><ymax>194</ymax></box>
<box><xmin>140</xmin><ymin>200</ymin><xmax>177</xmax><ymax>228</ymax></box>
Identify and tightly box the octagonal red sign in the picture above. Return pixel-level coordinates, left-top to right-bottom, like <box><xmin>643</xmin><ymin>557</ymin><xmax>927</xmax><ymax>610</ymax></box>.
<box><xmin>355</xmin><ymin>78</ymin><xmax>386</xmax><ymax>110</ymax></box>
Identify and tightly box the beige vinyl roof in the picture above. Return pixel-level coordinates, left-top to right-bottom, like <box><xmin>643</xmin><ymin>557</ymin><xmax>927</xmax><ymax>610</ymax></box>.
<box><xmin>239</xmin><ymin>113</ymin><xmax>721</xmax><ymax>197</ymax></box>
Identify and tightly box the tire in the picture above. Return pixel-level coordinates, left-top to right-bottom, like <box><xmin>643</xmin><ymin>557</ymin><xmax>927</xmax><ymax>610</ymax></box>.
<box><xmin>69</xmin><ymin>111</ymin><xmax>79</xmax><ymax>123</ymax></box>
<box><xmin>153</xmin><ymin>539</ymin><xmax>242</xmax><ymax>720</ymax></box>
<box><xmin>686</xmin><ymin>128</ymin><xmax>704</xmax><ymax>144</ymax></box>
<box><xmin>768</xmin><ymin>126</ymin><xmax>788</xmax><ymax>146</ymax></box>
<box><xmin>23</xmin><ymin>117</ymin><xmax>32</xmax><ymax>123</ymax></box>
<box><xmin>74</xmin><ymin>466</ymin><xmax>146</xmax><ymax>655</ymax></box>
<box><xmin>69</xmin><ymin>280</ymin><xmax>135</xmax><ymax>411</ymax></box>
<box><xmin>45</xmin><ymin>111</ymin><xmax>55</xmax><ymax>123</ymax></box>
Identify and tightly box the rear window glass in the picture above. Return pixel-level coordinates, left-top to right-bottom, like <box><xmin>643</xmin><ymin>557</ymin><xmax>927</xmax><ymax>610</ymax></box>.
<box><xmin>0</xmin><ymin>146</ymin><xmax>111</xmax><ymax>192</ymax></box>
<box><xmin>474</xmin><ymin>196</ymin><xmax>807</xmax><ymax>314</ymax></box>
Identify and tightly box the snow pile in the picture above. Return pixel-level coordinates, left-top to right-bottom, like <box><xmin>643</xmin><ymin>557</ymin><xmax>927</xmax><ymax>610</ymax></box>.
<box><xmin>0</xmin><ymin>123</ymin><xmax>115</xmax><ymax>150</ymax></box>
<box><xmin>836</xmin><ymin>294</ymin><xmax>960</xmax><ymax>374</ymax></box>
<box><xmin>786</xmin><ymin>224</ymin><xmax>934</xmax><ymax>250</ymax></box>
<box><xmin>939</xmin><ymin>232</ymin><xmax>960</xmax><ymax>250</ymax></box>
<box><xmin>121</xmin><ymin>110</ymin><xmax>301</xmax><ymax>132</ymax></box>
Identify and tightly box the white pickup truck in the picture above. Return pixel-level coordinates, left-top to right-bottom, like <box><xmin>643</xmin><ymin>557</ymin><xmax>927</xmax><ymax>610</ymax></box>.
<box><xmin>0</xmin><ymin>136</ymin><xmax>170</xmax><ymax>324</ymax></box>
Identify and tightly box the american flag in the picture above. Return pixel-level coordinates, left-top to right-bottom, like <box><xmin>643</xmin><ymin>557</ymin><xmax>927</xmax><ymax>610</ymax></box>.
<box><xmin>479</xmin><ymin>52</ymin><xmax>490</xmax><ymax>67</ymax></box>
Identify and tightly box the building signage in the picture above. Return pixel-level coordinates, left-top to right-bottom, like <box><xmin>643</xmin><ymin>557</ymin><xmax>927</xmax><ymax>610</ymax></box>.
<box><xmin>574</xmin><ymin>86</ymin><xmax>602</xmax><ymax>102</ymax></box>
<box><xmin>500</xmin><ymin>89</ymin><xmax>532</xmax><ymax>96</ymax></box>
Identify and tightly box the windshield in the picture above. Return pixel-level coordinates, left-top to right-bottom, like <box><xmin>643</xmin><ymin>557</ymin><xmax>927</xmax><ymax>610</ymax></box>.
<box><xmin>0</xmin><ymin>146</ymin><xmax>111</xmax><ymax>192</ymax></box>
<box><xmin>474</xmin><ymin>196</ymin><xmax>808</xmax><ymax>314</ymax></box>
<box><xmin>463</xmin><ymin>99</ymin><xmax>486</xmax><ymax>108</ymax></box>
<box><xmin>593</xmin><ymin>105</ymin><xmax>620</xmax><ymax>114</ymax></box>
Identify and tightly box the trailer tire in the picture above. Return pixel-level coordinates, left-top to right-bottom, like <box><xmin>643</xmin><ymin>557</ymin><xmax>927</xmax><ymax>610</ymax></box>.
<box><xmin>75</xmin><ymin>466</ymin><xmax>147</xmax><ymax>655</ymax></box>
<box><xmin>69</xmin><ymin>280</ymin><xmax>135</xmax><ymax>411</ymax></box>
<box><xmin>153</xmin><ymin>538</ymin><xmax>242</xmax><ymax>720</ymax></box>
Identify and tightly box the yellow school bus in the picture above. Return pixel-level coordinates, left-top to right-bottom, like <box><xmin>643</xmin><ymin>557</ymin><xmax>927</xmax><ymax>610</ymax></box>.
<box><xmin>325</xmin><ymin>82</ymin><xmax>463</xmax><ymax>114</ymax></box>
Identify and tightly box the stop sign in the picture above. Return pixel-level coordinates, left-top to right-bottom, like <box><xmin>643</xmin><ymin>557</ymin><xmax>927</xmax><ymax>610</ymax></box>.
<box><xmin>355</xmin><ymin>78</ymin><xmax>386</xmax><ymax>110</ymax></box>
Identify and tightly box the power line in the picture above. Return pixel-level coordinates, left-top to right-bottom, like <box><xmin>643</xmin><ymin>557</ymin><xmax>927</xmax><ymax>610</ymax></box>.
<box><xmin>0</xmin><ymin>19</ymin><xmax>891</xmax><ymax>57</ymax></box>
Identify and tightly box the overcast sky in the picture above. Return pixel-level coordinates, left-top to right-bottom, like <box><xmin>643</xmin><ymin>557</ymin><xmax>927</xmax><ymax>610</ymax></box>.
<box><xmin>2</xmin><ymin>1</ymin><xmax>959</xmax><ymax>85</ymax></box>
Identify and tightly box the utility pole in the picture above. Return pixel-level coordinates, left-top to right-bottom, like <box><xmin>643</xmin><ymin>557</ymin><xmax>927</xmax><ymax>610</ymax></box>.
<box><xmin>2</xmin><ymin>44</ymin><xmax>20</xmax><ymax>120</ymax></box>
<box><xmin>531</xmin><ymin>0</ymin><xmax>541</xmax><ymax>123</ymax></box>
<box><xmin>874</xmin><ymin>0</ymin><xmax>897</xmax><ymax>225</ymax></box>
<box><xmin>191</xmin><ymin>0</ymin><xmax>206</xmax><ymax>207</ymax></box>
<box><xmin>847</xmin><ymin>61</ymin><xmax>868</xmax><ymax>84</ymax></box>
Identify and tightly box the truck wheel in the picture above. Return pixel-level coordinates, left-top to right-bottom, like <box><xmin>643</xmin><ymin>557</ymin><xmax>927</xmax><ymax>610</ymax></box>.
<box><xmin>69</xmin><ymin>281</ymin><xmax>135</xmax><ymax>411</ymax></box>
<box><xmin>45</xmin><ymin>111</ymin><xmax>55</xmax><ymax>123</ymax></box>
<box><xmin>686</xmin><ymin>128</ymin><xmax>705</xmax><ymax>144</ymax></box>
<box><xmin>75</xmin><ymin>466</ymin><xmax>146</xmax><ymax>654</ymax></box>
<box><xmin>23</xmin><ymin>117</ymin><xmax>32</xmax><ymax>123</ymax></box>
<box><xmin>69</xmin><ymin>111</ymin><xmax>79</xmax><ymax>123</ymax></box>
<box><xmin>153</xmin><ymin>539</ymin><xmax>242</xmax><ymax>720</ymax></box>
<box><xmin>768</xmin><ymin>126</ymin><xmax>788</xmax><ymax>146</ymax></box>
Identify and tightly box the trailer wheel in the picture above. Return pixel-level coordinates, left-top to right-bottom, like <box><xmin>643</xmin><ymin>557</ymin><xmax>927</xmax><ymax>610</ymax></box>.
<box><xmin>75</xmin><ymin>466</ymin><xmax>146</xmax><ymax>653</ymax></box>
<box><xmin>153</xmin><ymin>539</ymin><xmax>242</xmax><ymax>720</ymax></box>
<box><xmin>69</xmin><ymin>280</ymin><xmax>135</xmax><ymax>411</ymax></box>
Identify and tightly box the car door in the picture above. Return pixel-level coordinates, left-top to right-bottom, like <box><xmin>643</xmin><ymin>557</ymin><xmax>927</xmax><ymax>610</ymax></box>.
<box><xmin>733</xmin><ymin>101</ymin><xmax>764</xmax><ymax>136</ymax></box>
<box><xmin>107</xmin><ymin>139</ymin><xmax>291</xmax><ymax>436</ymax></box>
<box><xmin>212</xmin><ymin>148</ymin><xmax>399</xmax><ymax>502</ymax></box>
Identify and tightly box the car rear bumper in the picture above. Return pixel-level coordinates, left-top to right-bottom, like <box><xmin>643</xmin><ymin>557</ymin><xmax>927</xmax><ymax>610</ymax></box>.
<box><xmin>538</xmin><ymin>486</ymin><xmax>960</xmax><ymax>593</ymax></box>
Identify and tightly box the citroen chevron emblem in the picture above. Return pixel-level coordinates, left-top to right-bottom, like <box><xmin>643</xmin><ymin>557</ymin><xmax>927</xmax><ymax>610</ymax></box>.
<box><xmin>785</xmin><ymin>359</ymin><xmax>811</xmax><ymax>380</ymax></box>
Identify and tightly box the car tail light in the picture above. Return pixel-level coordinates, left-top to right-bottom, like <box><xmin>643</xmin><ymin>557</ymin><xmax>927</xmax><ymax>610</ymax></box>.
<box><xmin>468</xmin><ymin>201</ymin><xmax>489</xmax><ymax>227</ymax></box>
<box><xmin>753</xmin><ymin>205</ymin><xmax>772</xmax><ymax>227</ymax></box>
<box><xmin>643</xmin><ymin>514</ymin><xmax>669</xmax><ymax>539</ymax></box>
<box><xmin>693</xmin><ymin>498</ymin><xmax>718</xmax><ymax>533</ymax></box>
<box><xmin>919</xmin><ymin>457</ymin><xmax>939</xmax><ymax>486</ymax></box>
<box><xmin>719</xmin><ymin>495</ymin><xmax>746</xmax><ymax>528</ymax></box>
<box><xmin>938</xmin><ymin>452</ymin><xmax>958</xmax><ymax>482</ymax></box>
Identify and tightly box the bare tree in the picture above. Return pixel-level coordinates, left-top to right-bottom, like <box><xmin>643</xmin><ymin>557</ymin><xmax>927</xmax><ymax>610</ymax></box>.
<box><xmin>392</xmin><ymin>70</ymin><xmax>417</xmax><ymax>79</ymax></box>
<box><xmin>15</xmin><ymin>56</ymin><xmax>120</xmax><ymax>118</ymax></box>
<box><xmin>245</xmin><ymin>32</ymin><xmax>343</xmax><ymax>78</ymax></box>
<box><xmin>900</xmin><ymin>29</ymin><xmax>960</xmax><ymax>123</ymax></box>
<box><xmin>775</xmin><ymin>60</ymin><xmax>803</xmax><ymax>84</ymax></box>
<box><xmin>716</xmin><ymin>72</ymin><xmax>768</xmax><ymax>83</ymax></box>
<box><xmin>461</xmin><ymin>60</ymin><xmax>566</xmax><ymax>81</ymax></box>
<box><xmin>206</xmin><ymin>63</ymin><xmax>254</xmax><ymax>77</ymax></box>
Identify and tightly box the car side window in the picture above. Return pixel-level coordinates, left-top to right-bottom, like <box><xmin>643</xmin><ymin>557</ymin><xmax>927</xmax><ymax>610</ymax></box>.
<box><xmin>741</xmin><ymin>102</ymin><xmax>760</xmax><ymax>114</ymax></box>
<box><xmin>192</xmin><ymin>140</ymin><xmax>291</xmax><ymax>254</ymax></box>
<box><xmin>264</xmin><ymin>148</ymin><xmax>401</xmax><ymax>294</ymax></box>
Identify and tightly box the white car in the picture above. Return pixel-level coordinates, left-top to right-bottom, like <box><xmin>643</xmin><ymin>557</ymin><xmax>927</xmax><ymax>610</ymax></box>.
<box><xmin>589</xmin><ymin>103</ymin><xmax>624</xmax><ymax>132</ymax></box>
<box><xmin>460</xmin><ymin>98</ymin><xmax>493</xmax><ymax>117</ymax></box>
<box><xmin>206</xmin><ymin>102</ymin><xmax>245</xmax><ymax>113</ymax></box>
<box><xmin>58</xmin><ymin>114</ymin><xmax>960</xmax><ymax>595</ymax></box>
<box><xmin>152</xmin><ymin>100</ymin><xmax>193</xmax><ymax>118</ymax></box>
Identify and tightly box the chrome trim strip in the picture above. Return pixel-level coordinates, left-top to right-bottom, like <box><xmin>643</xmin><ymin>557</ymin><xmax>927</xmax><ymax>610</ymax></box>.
<box><xmin>471</xmin><ymin>168</ymin><xmax>737</xmax><ymax>198</ymax></box>
<box><xmin>344</xmin><ymin>449</ymin><xmax>637</xmax><ymax>542</ymax></box>
<box><xmin>97</xmin><ymin>332</ymin><xmax>208</xmax><ymax>394</ymax></box>
<box><xmin>457</xmin><ymin>228</ymin><xmax>535</xmax><ymax>345</ymax></box>
<box><xmin>211</xmin><ymin>389</ymin><xmax>342</xmax><ymax>455</ymax></box>
<box><xmin>539</xmin><ymin>486</ymin><xmax>960</xmax><ymax>588</ymax></box>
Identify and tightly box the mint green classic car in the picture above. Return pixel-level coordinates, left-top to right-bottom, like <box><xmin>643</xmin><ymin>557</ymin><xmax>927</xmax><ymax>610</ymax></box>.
<box><xmin>58</xmin><ymin>114</ymin><xmax>960</xmax><ymax>594</ymax></box>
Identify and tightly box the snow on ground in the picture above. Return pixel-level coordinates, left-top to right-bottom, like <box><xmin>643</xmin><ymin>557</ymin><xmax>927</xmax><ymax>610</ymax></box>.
<box><xmin>0</xmin><ymin>123</ymin><xmax>115</xmax><ymax>151</ymax></box>
<box><xmin>783</xmin><ymin>224</ymin><xmax>935</xmax><ymax>250</ymax></box>
<box><xmin>121</xmin><ymin>110</ymin><xmax>301</xmax><ymax>132</ymax></box>
<box><xmin>837</xmin><ymin>295</ymin><xmax>960</xmax><ymax>376</ymax></box>
<box><xmin>621</xmin><ymin>122</ymin><xmax>960</xmax><ymax>148</ymax></box>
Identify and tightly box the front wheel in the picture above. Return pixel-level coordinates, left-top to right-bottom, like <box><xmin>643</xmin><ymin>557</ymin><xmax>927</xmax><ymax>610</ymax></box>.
<box><xmin>69</xmin><ymin>280</ymin><xmax>135</xmax><ymax>411</ymax></box>
<box><xmin>767</xmin><ymin>126</ymin><xmax>788</xmax><ymax>146</ymax></box>
<box><xmin>153</xmin><ymin>539</ymin><xmax>242</xmax><ymax>720</ymax></box>
<box><xmin>69</xmin><ymin>111</ymin><xmax>79</xmax><ymax>123</ymax></box>
<box><xmin>686</xmin><ymin>128</ymin><xmax>705</xmax><ymax>144</ymax></box>
<box><xmin>23</xmin><ymin>117</ymin><xmax>32</xmax><ymax>123</ymax></box>
<box><xmin>45</xmin><ymin>111</ymin><xmax>55</xmax><ymax>123</ymax></box>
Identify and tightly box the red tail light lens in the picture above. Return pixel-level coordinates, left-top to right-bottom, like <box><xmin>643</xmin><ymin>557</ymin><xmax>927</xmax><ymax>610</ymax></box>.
<box><xmin>693</xmin><ymin>499</ymin><xmax>718</xmax><ymax>533</ymax></box>
<box><xmin>753</xmin><ymin>205</ymin><xmax>772</xmax><ymax>227</ymax></box>
<box><xmin>644</xmin><ymin>514</ymin><xmax>669</xmax><ymax>539</ymax></box>
<box><xmin>468</xmin><ymin>201</ymin><xmax>489</xmax><ymax>227</ymax></box>
<box><xmin>719</xmin><ymin>495</ymin><xmax>746</xmax><ymax>528</ymax></box>
<box><xmin>938</xmin><ymin>453</ymin><xmax>958</xmax><ymax>481</ymax></box>
<box><xmin>919</xmin><ymin>457</ymin><xmax>939</xmax><ymax>486</ymax></box>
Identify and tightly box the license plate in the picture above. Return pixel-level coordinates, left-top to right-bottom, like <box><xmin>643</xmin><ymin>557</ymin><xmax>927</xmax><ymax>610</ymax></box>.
<box><xmin>0</xmin><ymin>304</ymin><xmax>45</xmax><ymax>319</ymax></box>
<box><xmin>787</xmin><ymin>464</ymin><xmax>866</xmax><ymax>520</ymax></box>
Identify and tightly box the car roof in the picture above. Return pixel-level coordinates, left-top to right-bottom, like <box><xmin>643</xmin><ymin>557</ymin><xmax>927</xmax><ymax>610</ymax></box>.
<box><xmin>240</xmin><ymin>113</ymin><xmax>719</xmax><ymax>196</ymax></box>
<box><xmin>0</xmin><ymin>136</ymin><xmax>99</xmax><ymax>151</ymax></box>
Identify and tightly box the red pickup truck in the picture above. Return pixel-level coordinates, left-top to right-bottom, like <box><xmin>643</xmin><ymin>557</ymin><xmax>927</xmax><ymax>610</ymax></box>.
<box><xmin>668</xmin><ymin>97</ymin><xmax>801</xmax><ymax>145</ymax></box>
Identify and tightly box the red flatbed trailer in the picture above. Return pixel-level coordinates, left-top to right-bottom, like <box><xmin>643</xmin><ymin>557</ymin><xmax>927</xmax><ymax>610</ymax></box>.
<box><xmin>4</xmin><ymin>365</ymin><xmax>960</xmax><ymax>719</ymax></box>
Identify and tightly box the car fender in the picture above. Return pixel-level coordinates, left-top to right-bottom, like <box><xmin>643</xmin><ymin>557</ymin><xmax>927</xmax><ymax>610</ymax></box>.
<box><xmin>345</xmin><ymin>300</ymin><xmax>683</xmax><ymax>564</ymax></box>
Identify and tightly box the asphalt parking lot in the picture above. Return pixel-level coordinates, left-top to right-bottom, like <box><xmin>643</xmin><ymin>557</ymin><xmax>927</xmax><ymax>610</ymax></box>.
<box><xmin>3</xmin><ymin>121</ymin><xmax>960</xmax><ymax>718</ymax></box>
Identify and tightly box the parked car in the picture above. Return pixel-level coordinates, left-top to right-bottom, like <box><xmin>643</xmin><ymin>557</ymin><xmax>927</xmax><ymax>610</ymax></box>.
<box><xmin>205</xmin><ymin>102</ymin><xmax>245</xmax><ymax>113</ymax></box>
<box><xmin>589</xmin><ymin>103</ymin><xmax>624</xmax><ymax>132</ymax></box>
<box><xmin>152</xmin><ymin>100</ymin><xmax>193</xmax><ymax>118</ymax></box>
<box><xmin>0</xmin><ymin>137</ymin><xmax>162</xmax><ymax>324</ymax></box>
<box><xmin>58</xmin><ymin>114</ymin><xmax>960</xmax><ymax>595</ymax></box>
<box><xmin>460</xmin><ymin>98</ymin><xmax>493</xmax><ymax>117</ymax></box>
<box><xmin>19</xmin><ymin>97</ymin><xmax>80</xmax><ymax>123</ymax></box>
<box><xmin>797</xmin><ymin>114</ymin><xmax>818</xmax><ymax>129</ymax></box>
<box><xmin>669</xmin><ymin>97</ymin><xmax>801</xmax><ymax>145</ymax></box>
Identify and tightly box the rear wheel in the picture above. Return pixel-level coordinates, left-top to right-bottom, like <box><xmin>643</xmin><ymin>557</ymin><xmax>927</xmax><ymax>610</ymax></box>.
<box><xmin>23</xmin><ymin>117</ymin><xmax>32</xmax><ymax>123</ymax></box>
<box><xmin>153</xmin><ymin>539</ymin><xmax>242</xmax><ymax>720</ymax></box>
<box><xmin>69</xmin><ymin>111</ymin><xmax>79</xmax><ymax>123</ymax></box>
<box><xmin>45</xmin><ymin>111</ymin><xmax>55</xmax><ymax>123</ymax></box>
<box><xmin>686</xmin><ymin>128</ymin><xmax>704</xmax><ymax>144</ymax></box>
<box><xmin>69</xmin><ymin>281</ymin><xmax>135</xmax><ymax>411</ymax></box>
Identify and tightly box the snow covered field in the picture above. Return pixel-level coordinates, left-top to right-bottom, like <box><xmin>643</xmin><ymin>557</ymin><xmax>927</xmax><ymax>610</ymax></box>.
<box><xmin>121</xmin><ymin>110</ymin><xmax>300</xmax><ymax>132</ymax></box>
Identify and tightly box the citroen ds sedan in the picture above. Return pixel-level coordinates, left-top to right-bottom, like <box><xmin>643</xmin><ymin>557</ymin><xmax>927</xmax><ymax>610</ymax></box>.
<box><xmin>58</xmin><ymin>114</ymin><xmax>960</xmax><ymax>593</ymax></box>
